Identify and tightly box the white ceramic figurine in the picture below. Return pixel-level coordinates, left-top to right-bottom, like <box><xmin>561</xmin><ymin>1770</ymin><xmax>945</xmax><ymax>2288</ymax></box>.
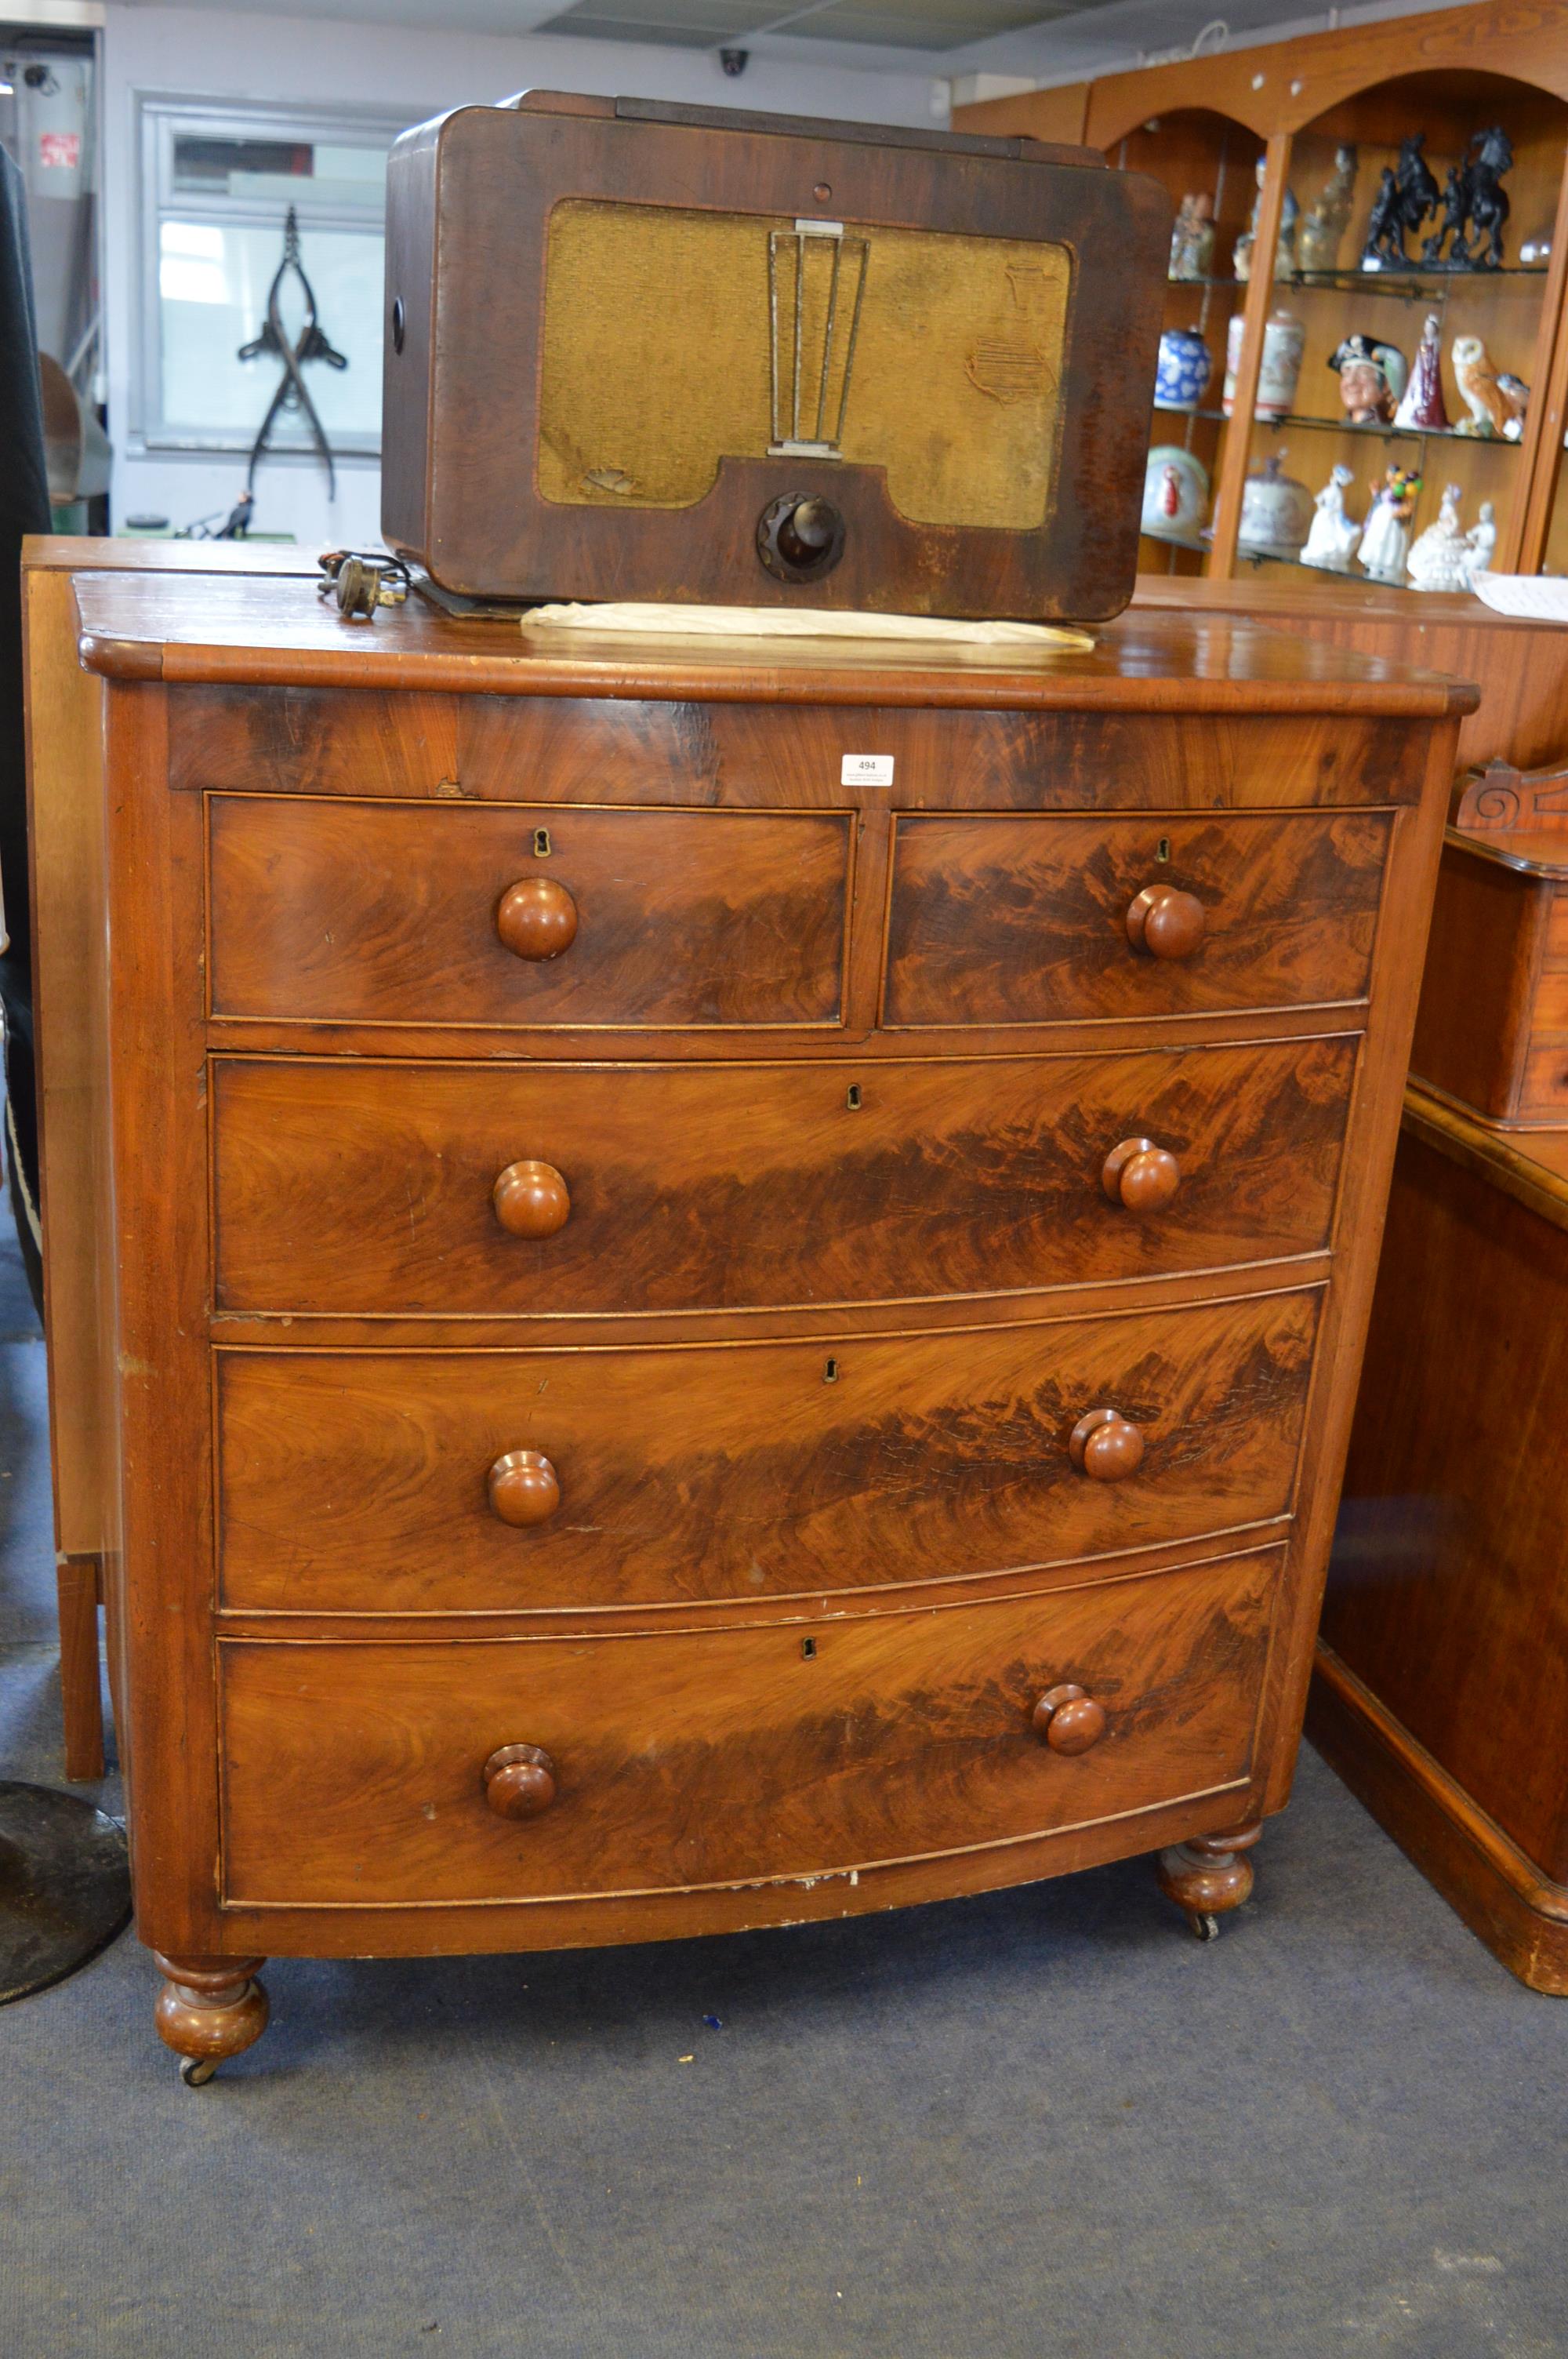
<box><xmin>1300</xmin><ymin>463</ymin><xmax>1360</xmax><ymax>572</ymax></box>
<box><xmin>1461</xmin><ymin>498</ymin><xmax>1497</xmax><ymax>587</ymax></box>
<box><xmin>1406</xmin><ymin>482</ymin><xmax>1471</xmax><ymax>592</ymax></box>
<box><xmin>1357</xmin><ymin>463</ymin><xmax>1421</xmax><ymax>583</ymax></box>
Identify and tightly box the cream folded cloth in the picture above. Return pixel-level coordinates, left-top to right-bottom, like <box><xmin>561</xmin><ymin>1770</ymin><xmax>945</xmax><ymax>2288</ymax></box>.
<box><xmin>521</xmin><ymin>600</ymin><xmax>1094</xmax><ymax>652</ymax></box>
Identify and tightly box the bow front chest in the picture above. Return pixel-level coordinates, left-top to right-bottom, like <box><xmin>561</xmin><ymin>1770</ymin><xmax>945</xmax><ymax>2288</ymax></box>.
<box><xmin>24</xmin><ymin>554</ymin><xmax>1470</xmax><ymax>2077</ymax></box>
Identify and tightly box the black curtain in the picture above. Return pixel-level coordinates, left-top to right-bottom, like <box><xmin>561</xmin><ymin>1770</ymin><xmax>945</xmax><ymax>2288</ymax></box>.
<box><xmin>0</xmin><ymin>148</ymin><xmax>53</xmax><ymax>1318</ymax></box>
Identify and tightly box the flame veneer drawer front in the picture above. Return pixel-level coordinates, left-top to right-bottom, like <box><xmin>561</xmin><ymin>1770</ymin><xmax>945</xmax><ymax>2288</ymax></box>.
<box><xmin>209</xmin><ymin>1036</ymin><xmax>1357</xmax><ymax>1319</ymax></box>
<box><xmin>217</xmin><ymin>1545</ymin><xmax>1281</xmax><ymax>1907</ymax></box>
<box><xmin>205</xmin><ymin>794</ymin><xmax>851</xmax><ymax>1029</ymax></box>
<box><xmin>883</xmin><ymin>809</ymin><xmax>1391</xmax><ymax>1027</ymax></box>
<box><xmin>215</xmin><ymin>1288</ymin><xmax>1319</xmax><ymax>1614</ymax></box>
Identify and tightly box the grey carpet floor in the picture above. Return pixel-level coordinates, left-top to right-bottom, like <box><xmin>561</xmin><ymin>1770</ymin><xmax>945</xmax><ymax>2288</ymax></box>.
<box><xmin>1</xmin><ymin>1211</ymin><xmax>1565</xmax><ymax>2359</ymax></box>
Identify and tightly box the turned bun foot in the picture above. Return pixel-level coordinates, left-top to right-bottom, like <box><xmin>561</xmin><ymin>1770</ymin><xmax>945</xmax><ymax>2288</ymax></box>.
<box><xmin>1156</xmin><ymin>1823</ymin><xmax>1262</xmax><ymax>1942</ymax></box>
<box><xmin>153</xmin><ymin>1953</ymin><xmax>270</xmax><ymax>2085</ymax></box>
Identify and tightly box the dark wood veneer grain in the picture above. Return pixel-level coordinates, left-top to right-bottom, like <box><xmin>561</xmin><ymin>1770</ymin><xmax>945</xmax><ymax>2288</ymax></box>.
<box><xmin>217</xmin><ymin>1547</ymin><xmax>1279</xmax><ymax>1906</ymax></box>
<box><xmin>215</xmin><ymin>1289</ymin><xmax>1318</xmax><ymax>1613</ymax></box>
<box><xmin>210</xmin><ymin>1038</ymin><xmax>1359</xmax><ymax>1318</ymax></box>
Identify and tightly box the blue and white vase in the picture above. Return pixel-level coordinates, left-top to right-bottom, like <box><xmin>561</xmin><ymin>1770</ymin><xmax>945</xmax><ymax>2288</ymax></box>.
<box><xmin>1154</xmin><ymin>325</ymin><xmax>1213</xmax><ymax>413</ymax></box>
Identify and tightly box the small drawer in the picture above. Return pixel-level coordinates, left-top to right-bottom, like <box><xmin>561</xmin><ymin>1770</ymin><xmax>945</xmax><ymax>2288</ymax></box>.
<box><xmin>883</xmin><ymin>809</ymin><xmax>1390</xmax><ymax>1027</ymax></box>
<box><xmin>210</xmin><ymin>1035</ymin><xmax>1358</xmax><ymax>1318</ymax></box>
<box><xmin>206</xmin><ymin>794</ymin><xmax>851</xmax><ymax>1029</ymax></box>
<box><xmin>217</xmin><ymin>1545</ymin><xmax>1279</xmax><ymax>1906</ymax></box>
<box><xmin>216</xmin><ymin>1288</ymin><xmax>1319</xmax><ymax>1613</ymax></box>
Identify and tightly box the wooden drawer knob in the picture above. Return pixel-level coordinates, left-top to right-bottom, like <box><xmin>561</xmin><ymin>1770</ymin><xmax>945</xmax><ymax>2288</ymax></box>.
<box><xmin>1069</xmin><ymin>1408</ymin><xmax>1145</xmax><ymax>1483</ymax></box>
<box><xmin>492</xmin><ymin>1160</ymin><xmax>571</xmax><ymax>1238</ymax></box>
<box><xmin>1126</xmin><ymin>883</ymin><xmax>1204</xmax><ymax>960</ymax></box>
<box><xmin>488</xmin><ymin>1448</ymin><xmax>561</xmax><ymax>1527</ymax></box>
<box><xmin>1102</xmin><ymin>1136</ymin><xmax>1181</xmax><ymax>1212</ymax></box>
<box><xmin>498</xmin><ymin>877</ymin><xmax>578</xmax><ymax>961</ymax></box>
<box><xmin>483</xmin><ymin>1743</ymin><xmax>558</xmax><ymax>1819</ymax></box>
<box><xmin>1031</xmin><ymin>1683</ymin><xmax>1107</xmax><ymax>1754</ymax></box>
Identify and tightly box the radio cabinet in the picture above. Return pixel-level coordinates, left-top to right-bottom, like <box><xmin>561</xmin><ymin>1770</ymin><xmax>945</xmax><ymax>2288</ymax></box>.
<box><xmin>23</xmin><ymin>557</ymin><xmax>1469</xmax><ymax>2077</ymax></box>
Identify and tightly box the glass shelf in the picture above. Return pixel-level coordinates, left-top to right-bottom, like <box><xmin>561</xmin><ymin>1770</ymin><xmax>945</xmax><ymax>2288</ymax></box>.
<box><xmin>1275</xmin><ymin>264</ymin><xmax>1550</xmax><ymax>300</ymax></box>
<box><xmin>1166</xmin><ymin>266</ymin><xmax>1548</xmax><ymax>302</ymax></box>
<box><xmin>1237</xmin><ymin>543</ymin><xmax>1439</xmax><ymax>594</ymax></box>
<box><xmin>1141</xmin><ymin>527</ymin><xmax>1212</xmax><ymax>554</ymax></box>
<box><xmin>1256</xmin><ymin>410</ymin><xmax>1524</xmax><ymax>447</ymax></box>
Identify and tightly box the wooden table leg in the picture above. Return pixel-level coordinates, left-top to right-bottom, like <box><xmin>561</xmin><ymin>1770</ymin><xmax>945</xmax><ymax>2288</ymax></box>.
<box><xmin>56</xmin><ymin>1554</ymin><xmax>105</xmax><ymax>1782</ymax></box>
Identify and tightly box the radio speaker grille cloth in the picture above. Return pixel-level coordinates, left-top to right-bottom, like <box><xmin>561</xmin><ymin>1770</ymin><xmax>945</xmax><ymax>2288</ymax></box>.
<box><xmin>537</xmin><ymin>198</ymin><xmax>1072</xmax><ymax>530</ymax></box>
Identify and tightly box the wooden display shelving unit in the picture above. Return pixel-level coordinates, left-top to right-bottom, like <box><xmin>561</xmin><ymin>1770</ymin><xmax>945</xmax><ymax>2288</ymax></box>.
<box><xmin>958</xmin><ymin>0</ymin><xmax>1568</xmax><ymax>588</ymax></box>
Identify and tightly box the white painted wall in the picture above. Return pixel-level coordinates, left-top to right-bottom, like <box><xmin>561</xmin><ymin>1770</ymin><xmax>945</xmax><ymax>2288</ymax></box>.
<box><xmin>100</xmin><ymin>3</ymin><xmax>944</xmax><ymax>547</ymax></box>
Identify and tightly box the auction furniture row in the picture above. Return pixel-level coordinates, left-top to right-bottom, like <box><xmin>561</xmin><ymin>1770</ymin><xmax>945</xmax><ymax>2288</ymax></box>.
<box><xmin>23</xmin><ymin>543</ymin><xmax>1467</xmax><ymax>2072</ymax></box>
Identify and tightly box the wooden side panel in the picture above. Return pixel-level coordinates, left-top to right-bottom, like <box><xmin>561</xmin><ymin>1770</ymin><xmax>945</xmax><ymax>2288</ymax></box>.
<box><xmin>100</xmin><ymin>687</ymin><xmax>223</xmax><ymax>1949</ymax></box>
<box><xmin>1254</xmin><ymin>717</ymin><xmax>1465</xmax><ymax>1814</ymax></box>
<box><xmin>1328</xmin><ymin>1122</ymin><xmax>1568</xmax><ymax>1881</ymax></box>
<box><xmin>215</xmin><ymin>1289</ymin><xmax>1319</xmax><ymax>1613</ymax></box>
<box><xmin>884</xmin><ymin>809</ymin><xmax>1389</xmax><ymax>1027</ymax></box>
<box><xmin>210</xmin><ymin>1038</ymin><xmax>1359</xmax><ymax>1318</ymax></box>
<box><xmin>218</xmin><ymin>1547</ymin><xmax>1279</xmax><ymax>1906</ymax></box>
<box><xmin>23</xmin><ymin>569</ymin><xmax>114</xmax><ymax>1566</ymax></box>
<box><xmin>1408</xmin><ymin>839</ymin><xmax>1548</xmax><ymax>1121</ymax></box>
<box><xmin>207</xmin><ymin>794</ymin><xmax>851</xmax><ymax>1029</ymax></box>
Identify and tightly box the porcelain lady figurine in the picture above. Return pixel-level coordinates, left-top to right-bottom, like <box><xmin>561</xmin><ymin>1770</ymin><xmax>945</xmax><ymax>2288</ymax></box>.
<box><xmin>1234</xmin><ymin>156</ymin><xmax>1298</xmax><ymax>281</ymax></box>
<box><xmin>1394</xmin><ymin>312</ymin><xmax>1449</xmax><ymax>431</ymax></box>
<box><xmin>1222</xmin><ymin>309</ymin><xmax>1305</xmax><ymax>418</ymax></box>
<box><xmin>1406</xmin><ymin>482</ymin><xmax>1471</xmax><ymax>591</ymax></box>
<box><xmin>1238</xmin><ymin>450</ymin><xmax>1315</xmax><ymax>553</ymax></box>
<box><xmin>1358</xmin><ymin>463</ymin><xmax>1421</xmax><ymax>583</ymax></box>
<box><xmin>1301</xmin><ymin>463</ymin><xmax>1360</xmax><ymax>572</ymax></box>
<box><xmin>1155</xmin><ymin>324</ymin><xmax>1213</xmax><ymax>411</ymax></box>
<box><xmin>1169</xmin><ymin>191</ymin><xmax>1217</xmax><ymax>280</ymax></box>
<box><xmin>1296</xmin><ymin>145</ymin><xmax>1358</xmax><ymax>273</ymax></box>
<box><xmin>1462</xmin><ymin>498</ymin><xmax>1497</xmax><ymax>585</ymax></box>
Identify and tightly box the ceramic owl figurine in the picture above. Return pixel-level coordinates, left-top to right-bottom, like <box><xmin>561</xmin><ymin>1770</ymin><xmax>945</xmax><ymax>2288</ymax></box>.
<box><xmin>1452</xmin><ymin>334</ymin><xmax>1530</xmax><ymax>438</ymax></box>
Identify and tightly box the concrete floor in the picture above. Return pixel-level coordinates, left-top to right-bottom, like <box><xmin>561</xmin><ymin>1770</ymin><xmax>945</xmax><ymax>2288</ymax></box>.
<box><xmin>2</xmin><ymin>1207</ymin><xmax>1566</xmax><ymax>2359</ymax></box>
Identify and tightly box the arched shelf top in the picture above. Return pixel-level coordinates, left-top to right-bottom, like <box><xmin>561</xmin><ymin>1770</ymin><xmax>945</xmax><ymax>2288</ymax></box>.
<box><xmin>1086</xmin><ymin>0</ymin><xmax>1568</xmax><ymax>153</ymax></box>
<box><xmin>1097</xmin><ymin>103</ymin><xmax>1265</xmax><ymax>158</ymax></box>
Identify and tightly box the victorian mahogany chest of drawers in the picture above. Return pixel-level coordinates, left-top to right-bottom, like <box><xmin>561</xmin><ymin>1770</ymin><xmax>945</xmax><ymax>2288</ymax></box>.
<box><xmin>24</xmin><ymin>552</ymin><xmax>1469</xmax><ymax>2078</ymax></box>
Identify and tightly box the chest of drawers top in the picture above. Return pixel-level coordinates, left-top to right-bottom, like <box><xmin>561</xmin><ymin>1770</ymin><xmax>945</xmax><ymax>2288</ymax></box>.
<box><xmin>76</xmin><ymin>569</ymin><xmax>1460</xmax><ymax>751</ymax></box>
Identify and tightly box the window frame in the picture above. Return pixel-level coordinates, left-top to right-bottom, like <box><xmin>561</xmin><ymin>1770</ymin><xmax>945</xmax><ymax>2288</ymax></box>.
<box><xmin>135</xmin><ymin>92</ymin><xmax>407</xmax><ymax>460</ymax></box>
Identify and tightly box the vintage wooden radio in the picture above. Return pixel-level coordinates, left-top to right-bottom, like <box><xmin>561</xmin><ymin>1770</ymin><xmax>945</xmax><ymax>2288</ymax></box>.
<box><xmin>380</xmin><ymin>93</ymin><xmax>1169</xmax><ymax>618</ymax></box>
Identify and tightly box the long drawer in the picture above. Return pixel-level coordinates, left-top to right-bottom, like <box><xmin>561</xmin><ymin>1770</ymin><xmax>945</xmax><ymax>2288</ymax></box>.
<box><xmin>206</xmin><ymin>794</ymin><xmax>851</xmax><ymax>1029</ymax></box>
<box><xmin>884</xmin><ymin>809</ymin><xmax>1390</xmax><ymax>1027</ymax></box>
<box><xmin>217</xmin><ymin>1545</ymin><xmax>1279</xmax><ymax>1906</ymax></box>
<box><xmin>210</xmin><ymin>1038</ymin><xmax>1357</xmax><ymax>1318</ymax></box>
<box><xmin>216</xmin><ymin>1289</ymin><xmax>1318</xmax><ymax>1612</ymax></box>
